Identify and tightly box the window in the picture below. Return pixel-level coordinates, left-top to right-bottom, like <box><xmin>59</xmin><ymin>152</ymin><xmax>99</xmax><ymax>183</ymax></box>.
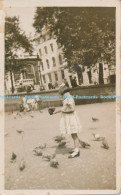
<box><xmin>50</xmin><ymin>43</ymin><xmax>54</xmax><ymax>52</ymax></box>
<box><xmin>61</xmin><ymin>70</ymin><xmax>65</xmax><ymax>79</ymax></box>
<box><xmin>39</xmin><ymin>49</ymin><xmax>41</xmax><ymax>56</ymax></box>
<box><xmin>52</xmin><ymin>57</ymin><xmax>56</xmax><ymax>67</ymax></box>
<box><xmin>41</xmin><ymin>61</ymin><xmax>44</xmax><ymax>71</ymax></box>
<box><xmin>48</xmin><ymin>73</ymin><xmax>52</xmax><ymax>82</ymax></box>
<box><xmin>46</xmin><ymin>59</ymin><xmax>50</xmax><ymax>69</ymax></box>
<box><xmin>54</xmin><ymin>72</ymin><xmax>58</xmax><ymax>81</ymax></box>
<box><xmin>59</xmin><ymin>54</ymin><xmax>63</xmax><ymax>65</ymax></box>
<box><xmin>44</xmin><ymin>46</ymin><xmax>48</xmax><ymax>54</ymax></box>
<box><xmin>43</xmin><ymin>75</ymin><xmax>46</xmax><ymax>83</ymax></box>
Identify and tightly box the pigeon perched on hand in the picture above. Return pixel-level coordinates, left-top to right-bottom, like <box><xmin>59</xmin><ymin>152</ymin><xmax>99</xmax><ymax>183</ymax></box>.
<box><xmin>19</xmin><ymin>159</ymin><xmax>25</xmax><ymax>171</ymax></box>
<box><xmin>92</xmin><ymin>117</ymin><xmax>99</xmax><ymax>122</ymax></box>
<box><xmin>54</xmin><ymin>136</ymin><xmax>65</xmax><ymax>143</ymax></box>
<box><xmin>48</xmin><ymin>106</ymin><xmax>55</xmax><ymax>115</ymax></box>
<box><xmin>33</xmin><ymin>147</ymin><xmax>43</xmax><ymax>156</ymax></box>
<box><xmin>93</xmin><ymin>133</ymin><xmax>105</xmax><ymax>141</ymax></box>
<box><xmin>79</xmin><ymin>139</ymin><xmax>91</xmax><ymax>148</ymax></box>
<box><xmin>50</xmin><ymin>158</ymin><xmax>59</xmax><ymax>168</ymax></box>
<box><xmin>42</xmin><ymin>153</ymin><xmax>56</xmax><ymax>161</ymax></box>
<box><xmin>16</xmin><ymin>130</ymin><xmax>24</xmax><ymax>134</ymax></box>
<box><xmin>101</xmin><ymin>139</ymin><xmax>109</xmax><ymax>149</ymax></box>
<box><xmin>57</xmin><ymin>141</ymin><xmax>66</xmax><ymax>148</ymax></box>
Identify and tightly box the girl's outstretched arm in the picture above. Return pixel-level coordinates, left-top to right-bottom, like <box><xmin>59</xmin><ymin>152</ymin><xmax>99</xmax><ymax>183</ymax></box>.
<box><xmin>53</xmin><ymin>110</ymin><xmax>61</xmax><ymax>114</ymax></box>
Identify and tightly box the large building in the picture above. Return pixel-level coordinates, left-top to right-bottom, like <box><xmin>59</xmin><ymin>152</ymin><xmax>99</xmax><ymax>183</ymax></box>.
<box><xmin>34</xmin><ymin>29</ymin><xmax>74</xmax><ymax>90</ymax></box>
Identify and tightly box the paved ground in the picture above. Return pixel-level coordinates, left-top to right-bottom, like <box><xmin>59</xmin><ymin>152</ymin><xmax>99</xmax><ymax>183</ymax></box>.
<box><xmin>5</xmin><ymin>102</ymin><xmax>116</xmax><ymax>190</ymax></box>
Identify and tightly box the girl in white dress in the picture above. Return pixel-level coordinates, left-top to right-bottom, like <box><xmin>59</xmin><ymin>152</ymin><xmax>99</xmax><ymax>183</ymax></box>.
<box><xmin>53</xmin><ymin>83</ymin><xmax>82</xmax><ymax>158</ymax></box>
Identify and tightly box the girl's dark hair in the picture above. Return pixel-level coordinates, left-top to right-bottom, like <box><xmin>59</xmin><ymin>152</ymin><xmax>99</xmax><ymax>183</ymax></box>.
<box><xmin>61</xmin><ymin>88</ymin><xmax>70</xmax><ymax>95</ymax></box>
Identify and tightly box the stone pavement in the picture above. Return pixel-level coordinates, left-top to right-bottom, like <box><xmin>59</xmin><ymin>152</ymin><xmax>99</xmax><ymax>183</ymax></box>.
<box><xmin>5</xmin><ymin>102</ymin><xmax>116</xmax><ymax>190</ymax></box>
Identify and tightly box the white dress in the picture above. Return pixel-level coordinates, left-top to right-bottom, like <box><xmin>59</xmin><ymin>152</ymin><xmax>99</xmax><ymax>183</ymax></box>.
<box><xmin>59</xmin><ymin>98</ymin><xmax>82</xmax><ymax>135</ymax></box>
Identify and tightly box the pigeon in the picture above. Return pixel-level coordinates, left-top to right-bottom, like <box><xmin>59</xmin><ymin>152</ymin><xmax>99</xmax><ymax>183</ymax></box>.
<box><xmin>13</xmin><ymin>112</ymin><xmax>22</xmax><ymax>119</ymax></box>
<box><xmin>19</xmin><ymin>159</ymin><xmax>25</xmax><ymax>171</ymax></box>
<box><xmin>93</xmin><ymin>133</ymin><xmax>105</xmax><ymax>141</ymax></box>
<box><xmin>30</xmin><ymin>115</ymin><xmax>34</xmax><ymax>118</ymax></box>
<box><xmin>101</xmin><ymin>139</ymin><xmax>109</xmax><ymax>149</ymax></box>
<box><xmin>17</xmin><ymin>112</ymin><xmax>22</xmax><ymax>118</ymax></box>
<box><xmin>42</xmin><ymin>153</ymin><xmax>56</xmax><ymax>161</ymax></box>
<box><xmin>92</xmin><ymin>117</ymin><xmax>99</xmax><ymax>122</ymax></box>
<box><xmin>33</xmin><ymin>147</ymin><xmax>43</xmax><ymax>156</ymax></box>
<box><xmin>50</xmin><ymin>158</ymin><xmax>59</xmax><ymax>168</ymax></box>
<box><xmin>79</xmin><ymin>139</ymin><xmax>91</xmax><ymax>148</ymax></box>
<box><xmin>48</xmin><ymin>106</ymin><xmax>55</xmax><ymax>115</ymax></box>
<box><xmin>54</xmin><ymin>136</ymin><xmax>65</xmax><ymax>143</ymax></box>
<box><xmin>36</xmin><ymin>143</ymin><xmax>46</xmax><ymax>150</ymax></box>
<box><xmin>10</xmin><ymin>152</ymin><xmax>17</xmax><ymax>163</ymax></box>
<box><xmin>16</xmin><ymin>130</ymin><xmax>24</xmax><ymax>134</ymax></box>
<box><xmin>4</xmin><ymin>132</ymin><xmax>8</xmax><ymax>136</ymax></box>
<box><xmin>58</xmin><ymin>141</ymin><xmax>66</xmax><ymax>148</ymax></box>
<box><xmin>11</xmin><ymin>152</ymin><xmax>17</xmax><ymax>160</ymax></box>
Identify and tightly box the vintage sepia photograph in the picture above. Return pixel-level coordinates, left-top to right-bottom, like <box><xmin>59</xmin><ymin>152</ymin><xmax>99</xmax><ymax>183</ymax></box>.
<box><xmin>0</xmin><ymin>0</ymin><xmax>120</xmax><ymax>194</ymax></box>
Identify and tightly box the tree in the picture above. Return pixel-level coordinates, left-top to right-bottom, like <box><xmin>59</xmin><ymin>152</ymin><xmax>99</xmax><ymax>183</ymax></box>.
<box><xmin>33</xmin><ymin>7</ymin><xmax>115</xmax><ymax>78</ymax></box>
<box><xmin>5</xmin><ymin>16</ymin><xmax>33</xmax><ymax>93</ymax></box>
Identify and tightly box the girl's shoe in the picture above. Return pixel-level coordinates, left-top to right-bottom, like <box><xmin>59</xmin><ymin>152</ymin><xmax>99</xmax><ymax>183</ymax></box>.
<box><xmin>68</xmin><ymin>150</ymin><xmax>80</xmax><ymax>158</ymax></box>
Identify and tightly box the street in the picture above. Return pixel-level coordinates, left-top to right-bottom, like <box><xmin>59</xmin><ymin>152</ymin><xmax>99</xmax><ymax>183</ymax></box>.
<box><xmin>5</xmin><ymin>102</ymin><xmax>116</xmax><ymax>190</ymax></box>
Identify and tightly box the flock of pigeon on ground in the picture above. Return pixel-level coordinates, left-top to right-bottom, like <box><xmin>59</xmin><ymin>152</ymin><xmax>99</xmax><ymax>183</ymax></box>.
<box><xmin>7</xmin><ymin>106</ymin><xmax>109</xmax><ymax>172</ymax></box>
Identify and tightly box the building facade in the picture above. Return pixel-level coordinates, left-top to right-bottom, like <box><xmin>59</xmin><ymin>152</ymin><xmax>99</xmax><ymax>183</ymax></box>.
<box><xmin>34</xmin><ymin>29</ymin><xmax>116</xmax><ymax>90</ymax></box>
<box><xmin>34</xmin><ymin>29</ymin><xmax>73</xmax><ymax>90</ymax></box>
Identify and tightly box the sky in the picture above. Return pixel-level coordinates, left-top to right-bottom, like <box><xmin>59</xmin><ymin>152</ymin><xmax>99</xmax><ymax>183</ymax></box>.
<box><xmin>5</xmin><ymin>7</ymin><xmax>36</xmax><ymax>36</ymax></box>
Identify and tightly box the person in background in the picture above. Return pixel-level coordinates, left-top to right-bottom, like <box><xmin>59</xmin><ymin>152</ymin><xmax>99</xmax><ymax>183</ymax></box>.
<box><xmin>103</xmin><ymin>63</ymin><xmax>110</xmax><ymax>84</ymax></box>
<box><xmin>87</xmin><ymin>66</ymin><xmax>92</xmax><ymax>84</ymax></box>
<box><xmin>71</xmin><ymin>77</ymin><xmax>78</xmax><ymax>88</ymax></box>
<box><xmin>54</xmin><ymin>81</ymin><xmax>59</xmax><ymax>89</ymax></box>
<box><xmin>63</xmin><ymin>78</ymin><xmax>69</xmax><ymax>88</ymax></box>
<box><xmin>48</xmin><ymin>83</ymin><xmax>51</xmax><ymax>90</ymax></box>
<box><xmin>48</xmin><ymin>82</ymin><xmax>53</xmax><ymax>90</ymax></box>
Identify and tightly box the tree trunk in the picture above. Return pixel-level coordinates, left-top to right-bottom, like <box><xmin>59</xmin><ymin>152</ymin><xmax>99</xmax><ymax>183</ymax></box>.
<box><xmin>77</xmin><ymin>72</ymin><xmax>83</xmax><ymax>85</ymax></box>
<box><xmin>99</xmin><ymin>63</ymin><xmax>104</xmax><ymax>84</ymax></box>
<box><xmin>10</xmin><ymin>71</ymin><xmax>14</xmax><ymax>94</ymax></box>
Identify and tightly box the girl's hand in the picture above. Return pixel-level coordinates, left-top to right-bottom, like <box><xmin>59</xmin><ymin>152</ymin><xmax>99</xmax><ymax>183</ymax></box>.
<box><xmin>53</xmin><ymin>110</ymin><xmax>61</xmax><ymax>114</ymax></box>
